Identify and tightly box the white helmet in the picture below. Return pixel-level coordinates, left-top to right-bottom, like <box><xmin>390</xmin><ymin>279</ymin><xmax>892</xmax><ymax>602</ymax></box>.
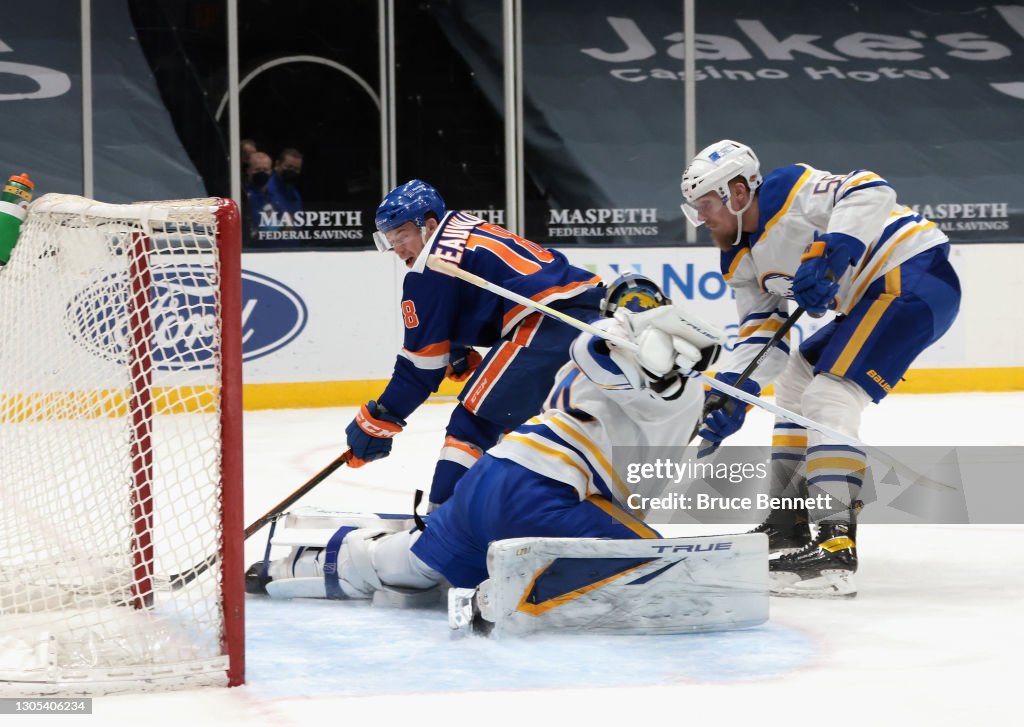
<box><xmin>680</xmin><ymin>140</ymin><xmax>761</xmax><ymax>244</ymax></box>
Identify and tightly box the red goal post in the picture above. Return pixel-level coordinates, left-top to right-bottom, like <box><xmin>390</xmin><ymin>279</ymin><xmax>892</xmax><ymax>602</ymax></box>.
<box><xmin>0</xmin><ymin>194</ymin><xmax>243</xmax><ymax>693</ymax></box>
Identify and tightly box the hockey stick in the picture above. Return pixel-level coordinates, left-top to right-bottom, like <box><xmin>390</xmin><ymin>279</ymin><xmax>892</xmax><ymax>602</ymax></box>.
<box><xmin>244</xmin><ymin>450</ymin><xmax>353</xmax><ymax>538</ymax></box>
<box><xmin>427</xmin><ymin>255</ymin><xmax>955</xmax><ymax>492</ymax></box>
<box><xmin>692</xmin><ymin>308</ymin><xmax>806</xmax><ymax>454</ymax></box>
<box><xmin>165</xmin><ymin>450</ymin><xmax>354</xmax><ymax>589</ymax></box>
<box><xmin>695</xmin><ymin>271</ymin><xmax>836</xmax><ymax>455</ymax></box>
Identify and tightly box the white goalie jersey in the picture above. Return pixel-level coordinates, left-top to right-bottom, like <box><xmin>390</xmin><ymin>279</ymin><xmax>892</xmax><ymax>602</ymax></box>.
<box><xmin>487</xmin><ymin>318</ymin><xmax>703</xmax><ymax>517</ymax></box>
<box><xmin>720</xmin><ymin>163</ymin><xmax>949</xmax><ymax>383</ymax></box>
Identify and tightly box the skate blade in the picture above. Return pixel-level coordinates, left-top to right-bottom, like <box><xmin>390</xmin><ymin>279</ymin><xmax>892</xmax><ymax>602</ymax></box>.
<box><xmin>769</xmin><ymin>569</ymin><xmax>857</xmax><ymax>599</ymax></box>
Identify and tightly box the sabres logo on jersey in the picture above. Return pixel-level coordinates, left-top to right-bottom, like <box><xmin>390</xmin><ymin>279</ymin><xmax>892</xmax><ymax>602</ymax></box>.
<box><xmin>761</xmin><ymin>272</ymin><xmax>795</xmax><ymax>299</ymax></box>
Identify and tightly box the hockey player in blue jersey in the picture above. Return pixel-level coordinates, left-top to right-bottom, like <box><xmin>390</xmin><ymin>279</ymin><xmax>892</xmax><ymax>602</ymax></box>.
<box><xmin>345</xmin><ymin>180</ymin><xmax>605</xmax><ymax>510</ymax></box>
<box><xmin>680</xmin><ymin>140</ymin><xmax>961</xmax><ymax>597</ymax></box>
<box><xmin>248</xmin><ymin>275</ymin><xmax>727</xmax><ymax>612</ymax></box>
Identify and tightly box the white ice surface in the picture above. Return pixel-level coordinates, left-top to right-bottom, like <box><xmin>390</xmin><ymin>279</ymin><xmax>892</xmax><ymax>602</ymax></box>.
<box><xmin>22</xmin><ymin>393</ymin><xmax>1024</xmax><ymax>726</ymax></box>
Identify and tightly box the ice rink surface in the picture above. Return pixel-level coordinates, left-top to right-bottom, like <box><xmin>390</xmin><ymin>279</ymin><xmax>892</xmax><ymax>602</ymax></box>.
<box><xmin>41</xmin><ymin>393</ymin><xmax>1024</xmax><ymax>726</ymax></box>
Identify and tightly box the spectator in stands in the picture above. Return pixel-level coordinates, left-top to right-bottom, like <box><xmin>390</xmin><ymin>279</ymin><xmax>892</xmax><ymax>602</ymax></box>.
<box><xmin>268</xmin><ymin>147</ymin><xmax>304</xmax><ymax>217</ymax></box>
<box><xmin>244</xmin><ymin>151</ymin><xmax>276</xmax><ymax>236</ymax></box>
<box><xmin>240</xmin><ymin>138</ymin><xmax>258</xmax><ymax>169</ymax></box>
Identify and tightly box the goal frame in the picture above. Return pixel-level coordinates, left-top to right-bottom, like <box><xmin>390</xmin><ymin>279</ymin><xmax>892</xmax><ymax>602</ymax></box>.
<box><xmin>0</xmin><ymin>195</ymin><xmax>245</xmax><ymax>691</ymax></box>
<box><xmin>213</xmin><ymin>197</ymin><xmax>244</xmax><ymax>688</ymax></box>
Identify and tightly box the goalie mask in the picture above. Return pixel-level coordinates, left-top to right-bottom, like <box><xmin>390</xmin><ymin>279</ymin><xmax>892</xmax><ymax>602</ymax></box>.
<box><xmin>600</xmin><ymin>272</ymin><xmax>669</xmax><ymax>316</ymax></box>
<box><xmin>680</xmin><ymin>140</ymin><xmax>761</xmax><ymax>246</ymax></box>
<box><xmin>373</xmin><ymin>179</ymin><xmax>446</xmax><ymax>252</ymax></box>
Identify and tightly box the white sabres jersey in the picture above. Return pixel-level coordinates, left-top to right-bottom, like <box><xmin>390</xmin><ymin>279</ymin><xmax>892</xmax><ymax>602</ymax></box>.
<box><xmin>719</xmin><ymin>163</ymin><xmax>948</xmax><ymax>383</ymax></box>
<box><xmin>486</xmin><ymin>318</ymin><xmax>703</xmax><ymax>518</ymax></box>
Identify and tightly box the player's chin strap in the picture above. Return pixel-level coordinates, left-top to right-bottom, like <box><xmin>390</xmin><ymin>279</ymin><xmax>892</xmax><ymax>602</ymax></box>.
<box><xmin>425</xmin><ymin>254</ymin><xmax>955</xmax><ymax>494</ymax></box>
<box><xmin>730</xmin><ymin>192</ymin><xmax>754</xmax><ymax>246</ymax></box>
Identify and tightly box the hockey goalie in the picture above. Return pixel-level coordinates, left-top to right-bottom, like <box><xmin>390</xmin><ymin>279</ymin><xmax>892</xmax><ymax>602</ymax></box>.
<box><xmin>246</xmin><ymin>274</ymin><xmax>769</xmax><ymax>635</ymax></box>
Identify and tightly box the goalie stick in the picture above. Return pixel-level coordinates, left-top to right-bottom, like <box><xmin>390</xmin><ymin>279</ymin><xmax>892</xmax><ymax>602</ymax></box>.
<box><xmin>165</xmin><ymin>450</ymin><xmax>353</xmax><ymax>589</ymax></box>
<box><xmin>426</xmin><ymin>255</ymin><xmax>955</xmax><ymax>492</ymax></box>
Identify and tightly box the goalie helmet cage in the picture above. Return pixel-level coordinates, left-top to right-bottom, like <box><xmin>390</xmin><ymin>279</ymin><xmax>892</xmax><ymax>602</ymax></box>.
<box><xmin>0</xmin><ymin>194</ymin><xmax>244</xmax><ymax>694</ymax></box>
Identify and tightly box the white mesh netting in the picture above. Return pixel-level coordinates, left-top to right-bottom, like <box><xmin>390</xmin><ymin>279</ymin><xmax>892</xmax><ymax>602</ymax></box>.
<box><xmin>0</xmin><ymin>194</ymin><xmax>240</xmax><ymax>694</ymax></box>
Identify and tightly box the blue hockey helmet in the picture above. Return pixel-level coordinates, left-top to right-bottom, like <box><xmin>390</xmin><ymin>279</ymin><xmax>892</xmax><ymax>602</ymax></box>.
<box><xmin>373</xmin><ymin>180</ymin><xmax>446</xmax><ymax>252</ymax></box>
<box><xmin>600</xmin><ymin>272</ymin><xmax>669</xmax><ymax>315</ymax></box>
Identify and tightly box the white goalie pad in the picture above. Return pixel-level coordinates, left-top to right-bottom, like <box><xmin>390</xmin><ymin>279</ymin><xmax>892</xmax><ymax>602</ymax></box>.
<box><xmin>255</xmin><ymin>508</ymin><xmax>442</xmax><ymax>607</ymax></box>
<box><xmin>450</xmin><ymin>533</ymin><xmax>768</xmax><ymax>637</ymax></box>
<box><xmin>267</xmin><ymin>507</ymin><xmax>416</xmax><ymax>549</ymax></box>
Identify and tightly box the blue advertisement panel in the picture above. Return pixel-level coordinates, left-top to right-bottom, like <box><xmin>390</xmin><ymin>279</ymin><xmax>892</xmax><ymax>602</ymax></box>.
<box><xmin>0</xmin><ymin>2</ymin><xmax>205</xmax><ymax>202</ymax></box>
<box><xmin>437</xmin><ymin>0</ymin><xmax>1024</xmax><ymax>245</ymax></box>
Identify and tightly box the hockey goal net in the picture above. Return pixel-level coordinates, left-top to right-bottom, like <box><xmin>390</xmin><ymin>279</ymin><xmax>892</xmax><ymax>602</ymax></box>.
<box><xmin>0</xmin><ymin>194</ymin><xmax>243</xmax><ymax>694</ymax></box>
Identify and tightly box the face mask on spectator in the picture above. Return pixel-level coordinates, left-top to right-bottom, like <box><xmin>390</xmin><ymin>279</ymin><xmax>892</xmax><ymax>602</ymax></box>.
<box><xmin>251</xmin><ymin>171</ymin><xmax>270</xmax><ymax>187</ymax></box>
<box><xmin>279</xmin><ymin>169</ymin><xmax>300</xmax><ymax>184</ymax></box>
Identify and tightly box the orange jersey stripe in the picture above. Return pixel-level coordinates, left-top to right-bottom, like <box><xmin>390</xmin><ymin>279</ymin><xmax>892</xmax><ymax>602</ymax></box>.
<box><xmin>512</xmin><ymin>313</ymin><xmax>543</xmax><ymax>346</ymax></box>
<box><xmin>502</xmin><ymin>276</ymin><xmax>602</xmax><ymax>331</ymax></box>
<box><xmin>477</xmin><ymin>223</ymin><xmax>555</xmax><ymax>262</ymax></box>
<box><xmin>463</xmin><ymin>341</ymin><xmax>521</xmax><ymax>413</ymax></box>
<box><xmin>466</xmin><ymin>234</ymin><xmax>542</xmax><ymax>275</ymax></box>
<box><xmin>443</xmin><ymin>435</ymin><xmax>483</xmax><ymax>461</ymax></box>
<box><xmin>404</xmin><ymin>340</ymin><xmax>450</xmax><ymax>357</ymax></box>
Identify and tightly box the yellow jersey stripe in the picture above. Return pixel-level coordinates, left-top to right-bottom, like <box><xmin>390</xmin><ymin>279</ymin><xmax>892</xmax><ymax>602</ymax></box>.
<box><xmin>587</xmin><ymin>495</ymin><xmax>660</xmax><ymax>538</ymax></box>
<box><xmin>806</xmin><ymin>456</ymin><xmax>868</xmax><ymax>474</ymax></box>
<box><xmin>739</xmin><ymin>317</ymin><xmax>787</xmax><ymax>339</ymax></box>
<box><xmin>723</xmin><ymin>247</ymin><xmax>750</xmax><ymax>282</ymax></box>
<box><xmin>845</xmin><ymin>220</ymin><xmax>935</xmax><ymax>312</ymax></box>
<box><xmin>502</xmin><ymin>433</ymin><xmax>593</xmax><ymax>490</ymax></box>
<box><xmin>761</xmin><ymin>165</ymin><xmax>813</xmax><ymax>239</ymax></box>
<box><xmin>546</xmin><ymin>416</ymin><xmax>635</xmax><ymax>510</ymax></box>
<box><xmin>831</xmin><ymin>293</ymin><xmax>897</xmax><ymax>378</ymax></box>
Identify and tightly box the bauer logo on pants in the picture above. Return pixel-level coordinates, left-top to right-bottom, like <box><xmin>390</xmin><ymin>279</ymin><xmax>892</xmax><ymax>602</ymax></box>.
<box><xmin>65</xmin><ymin>266</ymin><xmax>308</xmax><ymax>370</ymax></box>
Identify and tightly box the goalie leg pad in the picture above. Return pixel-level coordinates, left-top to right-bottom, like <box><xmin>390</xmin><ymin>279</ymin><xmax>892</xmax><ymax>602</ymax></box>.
<box><xmin>450</xmin><ymin>533</ymin><xmax>769</xmax><ymax>636</ymax></box>
<box><xmin>263</xmin><ymin>527</ymin><xmax>443</xmax><ymax>604</ymax></box>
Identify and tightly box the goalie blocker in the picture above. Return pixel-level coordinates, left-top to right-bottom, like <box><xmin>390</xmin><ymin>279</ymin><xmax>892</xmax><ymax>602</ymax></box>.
<box><xmin>248</xmin><ymin>510</ymin><xmax>769</xmax><ymax>636</ymax></box>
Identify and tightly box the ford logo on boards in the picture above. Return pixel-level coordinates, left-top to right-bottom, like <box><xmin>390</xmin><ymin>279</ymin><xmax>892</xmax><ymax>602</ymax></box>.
<box><xmin>65</xmin><ymin>266</ymin><xmax>307</xmax><ymax>370</ymax></box>
<box><xmin>239</xmin><ymin>270</ymin><xmax>308</xmax><ymax>362</ymax></box>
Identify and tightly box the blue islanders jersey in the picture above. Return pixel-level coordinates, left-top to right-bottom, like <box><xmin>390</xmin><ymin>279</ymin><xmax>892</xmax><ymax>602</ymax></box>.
<box><xmin>378</xmin><ymin>211</ymin><xmax>602</xmax><ymax>419</ymax></box>
<box><xmin>718</xmin><ymin>163</ymin><xmax>948</xmax><ymax>385</ymax></box>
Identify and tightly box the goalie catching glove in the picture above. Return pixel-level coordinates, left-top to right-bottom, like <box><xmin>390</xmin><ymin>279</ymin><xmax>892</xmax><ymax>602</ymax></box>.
<box><xmin>611</xmin><ymin>303</ymin><xmax>724</xmax><ymax>395</ymax></box>
<box><xmin>345</xmin><ymin>400</ymin><xmax>407</xmax><ymax>468</ymax></box>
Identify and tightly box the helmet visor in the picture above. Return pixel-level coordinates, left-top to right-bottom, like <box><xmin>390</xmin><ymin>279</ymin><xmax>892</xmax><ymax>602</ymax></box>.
<box><xmin>681</xmin><ymin>193</ymin><xmax>726</xmax><ymax>228</ymax></box>
<box><xmin>372</xmin><ymin>231</ymin><xmax>393</xmax><ymax>252</ymax></box>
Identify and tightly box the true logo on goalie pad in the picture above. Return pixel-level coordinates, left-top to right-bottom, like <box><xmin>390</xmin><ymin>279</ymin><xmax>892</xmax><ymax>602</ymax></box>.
<box><xmin>650</xmin><ymin>541</ymin><xmax>732</xmax><ymax>553</ymax></box>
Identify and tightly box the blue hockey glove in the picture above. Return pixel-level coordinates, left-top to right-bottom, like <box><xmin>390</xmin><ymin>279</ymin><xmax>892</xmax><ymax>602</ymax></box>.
<box><xmin>698</xmin><ymin>373</ymin><xmax>761</xmax><ymax>444</ymax></box>
<box><xmin>345</xmin><ymin>400</ymin><xmax>407</xmax><ymax>468</ymax></box>
<box><xmin>791</xmin><ymin>232</ymin><xmax>864</xmax><ymax>315</ymax></box>
<box><xmin>445</xmin><ymin>346</ymin><xmax>483</xmax><ymax>382</ymax></box>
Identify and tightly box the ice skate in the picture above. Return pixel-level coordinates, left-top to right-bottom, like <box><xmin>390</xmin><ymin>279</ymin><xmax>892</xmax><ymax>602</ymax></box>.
<box><xmin>769</xmin><ymin>522</ymin><xmax>857</xmax><ymax>598</ymax></box>
<box><xmin>748</xmin><ymin>509</ymin><xmax>811</xmax><ymax>556</ymax></box>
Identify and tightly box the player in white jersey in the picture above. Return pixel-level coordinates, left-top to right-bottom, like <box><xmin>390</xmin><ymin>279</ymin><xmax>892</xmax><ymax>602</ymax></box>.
<box><xmin>246</xmin><ymin>274</ymin><xmax>724</xmax><ymax>603</ymax></box>
<box><xmin>680</xmin><ymin>140</ymin><xmax>961</xmax><ymax>598</ymax></box>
